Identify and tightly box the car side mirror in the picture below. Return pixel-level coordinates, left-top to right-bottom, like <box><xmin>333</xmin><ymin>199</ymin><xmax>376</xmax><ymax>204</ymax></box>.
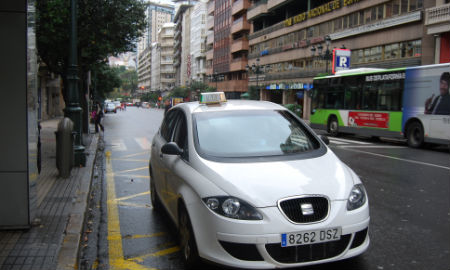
<box><xmin>320</xmin><ymin>135</ymin><xmax>330</xmax><ymax>145</ymax></box>
<box><xmin>161</xmin><ymin>142</ymin><xmax>184</xmax><ymax>155</ymax></box>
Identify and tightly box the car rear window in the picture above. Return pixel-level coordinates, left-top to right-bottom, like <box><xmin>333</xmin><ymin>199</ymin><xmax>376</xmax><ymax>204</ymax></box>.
<box><xmin>193</xmin><ymin>110</ymin><xmax>320</xmax><ymax>158</ymax></box>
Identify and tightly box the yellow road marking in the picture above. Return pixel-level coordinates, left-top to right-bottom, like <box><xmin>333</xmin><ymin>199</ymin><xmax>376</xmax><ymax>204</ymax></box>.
<box><xmin>115</xmin><ymin>166</ymin><xmax>148</xmax><ymax>174</ymax></box>
<box><xmin>116</xmin><ymin>191</ymin><xmax>150</xmax><ymax>202</ymax></box>
<box><xmin>129</xmin><ymin>247</ymin><xmax>180</xmax><ymax>263</ymax></box>
<box><xmin>123</xmin><ymin>232</ymin><xmax>166</xmax><ymax>239</ymax></box>
<box><xmin>115</xmin><ymin>174</ymin><xmax>150</xmax><ymax>179</ymax></box>
<box><xmin>118</xmin><ymin>201</ymin><xmax>152</xmax><ymax>209</ymax></box>
<box><xmin>106</xmin><ymin>151</ymin><xmax>155</xmax><ymax>270</ymax></box>
<box><xmin>119</xmin><ymin>151</ymin><xmax>150</xmax><ymax>159</ymax></box>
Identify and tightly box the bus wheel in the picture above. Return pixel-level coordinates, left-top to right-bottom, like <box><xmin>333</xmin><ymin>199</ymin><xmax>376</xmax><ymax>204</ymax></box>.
<box><xmin>328</xmin><ymin>117</ymin><xmax>339</xmax><ymax>137</ymax></box>
<box><xmin>407</xmin><ymin>122</ymin><xmax>424</xmax><ymax>148</ymax></box>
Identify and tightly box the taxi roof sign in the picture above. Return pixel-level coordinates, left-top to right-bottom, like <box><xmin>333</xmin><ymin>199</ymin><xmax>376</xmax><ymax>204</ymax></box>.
<box><xmin>200</xmin><ymin>92</ymin><xmax>227</xmax><ymax>104</ymax></box>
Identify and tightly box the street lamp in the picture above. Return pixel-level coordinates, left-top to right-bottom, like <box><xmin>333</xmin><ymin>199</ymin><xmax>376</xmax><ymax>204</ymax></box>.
<box><xmin>65</xmin><ymin>0</ymin><xmax>85</xmax><ymax>166</ymax></box>
<box><xmin>310</xmin><ymin>35</ymin><xmax>333</xmax><ymax>74</ymax></box>
<box><xmin>246</xmin><ymin>58</ymin><xmax>264</xmax><ymax>98</ymax></box>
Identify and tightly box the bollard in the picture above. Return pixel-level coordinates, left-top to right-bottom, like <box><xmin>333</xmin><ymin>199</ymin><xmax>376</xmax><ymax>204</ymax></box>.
<box><xmin>55</xmin><ymin>118</ymin><xmax>74</xmax><ymax>178</ymax></box>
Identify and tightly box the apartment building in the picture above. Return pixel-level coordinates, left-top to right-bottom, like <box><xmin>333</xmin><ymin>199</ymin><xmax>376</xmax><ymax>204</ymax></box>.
<box><xmin>247</xmin><ymin>0</ymin><xmax>440</xmax><ymax>119</ymax></box>
<box><xmin>160</xmin><ymin>23</ymin><xmax>176</xmax><ymax>94</ymax></box>
<box><xmin>190</xmin><ymin>1</ymin><xmax>208</xmax><ymax>83</ymax></box>
<box><xmin>206</xmin><ymin>0</ymin><xmax>250</xmax><ymax>98</ymax></box>
<box><xmin>137</xmin><ymin>2</ymin><xmax>174</xmax><ymax>92</ymax></box>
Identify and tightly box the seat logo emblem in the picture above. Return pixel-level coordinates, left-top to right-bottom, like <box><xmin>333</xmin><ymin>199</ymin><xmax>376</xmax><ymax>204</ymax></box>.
<box><xmin>301</xmin><ymin>203</ymin><xmax>314</xmax><ymax>215</ymax></box>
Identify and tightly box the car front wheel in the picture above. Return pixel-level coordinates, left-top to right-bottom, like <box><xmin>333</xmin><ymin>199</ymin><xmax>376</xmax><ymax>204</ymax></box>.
<box><xmin>179</xmin><ymin>205</ymin><xmax>200</xmax><ymax>269</ymax></box>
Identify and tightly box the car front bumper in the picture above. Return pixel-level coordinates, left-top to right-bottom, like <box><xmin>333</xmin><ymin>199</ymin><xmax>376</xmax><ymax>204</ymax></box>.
<box><xmin>187</xmin><ymin>199</ymin><xmax>370</xmax><ymax>269</ymax></box>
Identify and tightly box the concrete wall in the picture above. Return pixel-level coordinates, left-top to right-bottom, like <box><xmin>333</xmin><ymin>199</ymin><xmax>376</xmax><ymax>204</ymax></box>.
<box><xmin>0</xmin><ymin>0</ymin><xmax>38</xmax><ymax>228</ymax></box>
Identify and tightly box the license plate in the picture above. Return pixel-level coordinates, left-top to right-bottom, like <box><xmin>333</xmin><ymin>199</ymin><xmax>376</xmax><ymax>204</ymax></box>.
<box><xmin>281</xmin><ymin>227</ymin><xmax>342</xmax><ymax>247</ymax></box>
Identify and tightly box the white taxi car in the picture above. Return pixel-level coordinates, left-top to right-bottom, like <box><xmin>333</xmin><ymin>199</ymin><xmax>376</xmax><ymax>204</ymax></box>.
<box><xmin>149</xmin><ymin>92</ymin><xmax>369</xmax><ymax>269</ymax></box>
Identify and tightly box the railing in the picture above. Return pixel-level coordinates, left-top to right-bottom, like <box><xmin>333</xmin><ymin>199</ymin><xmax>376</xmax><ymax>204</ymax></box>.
<box><xmin>425</xmin><ymin>3</ymin><xmax>450</xmax><ymax>25</ymax></box>
<box><xmin>248</xmin><ymin>20</ymin><xmax>284</xmax><ymax>40</ymax></box>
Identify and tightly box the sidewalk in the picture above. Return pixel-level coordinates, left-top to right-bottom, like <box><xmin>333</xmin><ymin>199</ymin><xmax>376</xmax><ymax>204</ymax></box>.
<box><xmin>0</xmin><ymin>118</ymin><xmax>99</xmax><ymax>270</ymax></box>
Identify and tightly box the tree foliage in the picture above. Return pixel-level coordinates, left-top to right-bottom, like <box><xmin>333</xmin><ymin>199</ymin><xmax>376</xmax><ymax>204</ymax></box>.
<box><xmin>36</xmin><ymin>0</ymin><xmax>146</xmax><ymax>96</ymax></box>
<box><xmin>92</xmin><ymin>63</ymin><xmax>121</xmax><ymax>100</ymax></box>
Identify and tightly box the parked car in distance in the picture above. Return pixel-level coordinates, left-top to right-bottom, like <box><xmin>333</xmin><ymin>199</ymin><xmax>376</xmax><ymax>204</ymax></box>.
<box><xmin>149</xmin><ymin>92</ymin><xmax>370</xmax><ymax>269</ymax></box>
<box><xmin>113</xmin><ymin>101</ymin><xmax>121</xmax><ymax>110</ymax></box>
<box><xmin>104</xmin><ymin>102</ymin><xmax>117</xmax><ymax>113</ymax></box>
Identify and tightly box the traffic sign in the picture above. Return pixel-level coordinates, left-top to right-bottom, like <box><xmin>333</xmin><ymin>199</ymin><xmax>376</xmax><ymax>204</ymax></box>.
<box><xmin>332</xmin><ymin>48</ymin><xmax>351</xmax><ymax>74</ymax></box>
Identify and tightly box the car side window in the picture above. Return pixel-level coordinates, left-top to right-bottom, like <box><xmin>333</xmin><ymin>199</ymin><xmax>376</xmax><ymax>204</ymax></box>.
<box><xmin>172</xmin><ymin>112</ymin><xmax>189</xmax><ymax>161</ymax></box>
<box><xmin>160</xmin><ymin>110</ymin><xmax>179</xmax><ymax>142</ymax></box>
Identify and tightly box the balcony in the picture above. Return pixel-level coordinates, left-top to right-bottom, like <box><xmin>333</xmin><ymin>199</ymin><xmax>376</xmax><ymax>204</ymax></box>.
<box><xmin>232</xmin><ymin>0</ymin><xmax>251</xmax><ymax>16</ymax></box>
<box><xmin>247</xmin><ymin>0</ymin><xmax>268</xmax><ymax>21</ymax></box>
<box><xmin>206</xmin><ymin>49</ymin><xmax>214</xmax><ymax>61</ymax></box>
<box><xmin>207</xmin><ymin>16</ymin><xmax>214</xmax><ymax>30</ymax></box>
<box><xmin>161</xmin><ymin>41</ymin><xmax>174</xmax><ymax>47</ymax></box>
<box><xmin>231</xmin><ymin>38</ymin><xmax>249</xmax><ymax>53</ymax></box>
<box><xmin>267</xmin><ymin>0</ymin><xmax>287</xmax><ymax>11</ymax></box>
<box><xmin>230</xmin><ymin>58</ymin><xmax>248</xmax><ymax>72</ymax></box>
<box><xmin>207</xmin><ymin>32</ymin><xmax>214</xmax><ymax>45</ymax></box>
<box><xmin>208</xmin><ymin>0</ymin><xmax>214</xmax><ymax>15</ymax></box>
<box><xmin>425</xmin><ymin>3</ymin><xmax>450</xmax><ymax>26</ymax></box>
<box><xmin>206</xmin><ymin>67</ymin><xmax>213</xmax><ymax>76</ymax></box>
<box><xmin>161</xmin><ymin>69</ymin><xmax>174</xmax><ymax>74</ymax></box>
<box><xmin>161</xmin><ymin>77</ymin><xmax>175</xmax><ymax>83</ymax></box>
<box><xmin>231</xmin><ymin>17</ymin><xmax>251</xmax><ymax>34</ymax></box>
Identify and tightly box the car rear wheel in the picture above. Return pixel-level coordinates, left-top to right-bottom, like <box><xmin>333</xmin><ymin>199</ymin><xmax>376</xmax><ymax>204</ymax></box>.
<box><xmin>407</xmin><ymin>122</ymin><xmax>424</xmax><ymax>148</ymax></box>
<box><xmin>179</xmin><ymin>205</ymin><xmax>200</xmax><ymax>269</ymax></box>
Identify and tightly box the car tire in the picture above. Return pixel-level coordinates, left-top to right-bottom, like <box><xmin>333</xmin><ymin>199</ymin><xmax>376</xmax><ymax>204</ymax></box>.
<box><xmin>407</xmin><ymin>122</ymin><xmax>424</xmax><ymax>148</ymax></box>
<box><xmin>327</xmin><ymin>116</ymin><xmax>339</xmax><ymax>137</ymax></box>
<box><xmin>179</xmin><ymin>205</ymin><xmax>200</xmax><ymax>269</ymax></box>
<box><xmin>150</xmin><ymin>178</ymin><xmax>162</xmax><ymax>211</ymax></box>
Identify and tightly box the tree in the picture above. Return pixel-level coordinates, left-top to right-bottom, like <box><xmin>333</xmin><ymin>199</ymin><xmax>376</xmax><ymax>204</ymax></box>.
<box><xmin>92</xmin><ymin>63</ymin><xmax>121</xmax><ymax>101</ymax></box>
<box><xmin>36</xmin><ymin>0</ymin><xmax>146</xmax><ymax>102</ymax></box>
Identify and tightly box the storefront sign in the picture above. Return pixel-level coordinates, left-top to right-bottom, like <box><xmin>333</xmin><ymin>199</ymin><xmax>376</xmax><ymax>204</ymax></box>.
<box><xmin>284</xmin><ymin>0</ymin><xmax>359</xmax><ymax>27</ymax></box>
<box><xmin>348</xmin><ymin>112</ymin><xmax>389</xmax><ymax>129</ymax></box>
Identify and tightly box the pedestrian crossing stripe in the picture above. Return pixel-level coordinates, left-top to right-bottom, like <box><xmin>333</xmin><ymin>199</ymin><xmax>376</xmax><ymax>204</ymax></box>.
<box><xmin>329</xmin><ymin>137</ymin><xmax>372</xmax><ymax>145</ymax></box>
<box><xmin>110</xmin><ymin>138</ymin><xmax>152</xmax><ymax>152</ymax></box>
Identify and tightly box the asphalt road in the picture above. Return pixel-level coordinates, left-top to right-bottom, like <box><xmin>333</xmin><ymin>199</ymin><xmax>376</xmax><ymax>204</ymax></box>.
<box><xmin>82</xmin><ymin>107</ymin><xmax>450</xmax><ymax>270</ymax></box>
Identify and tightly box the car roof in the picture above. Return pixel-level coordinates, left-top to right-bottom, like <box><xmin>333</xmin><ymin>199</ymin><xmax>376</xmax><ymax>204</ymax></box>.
<box><xmin>175</xmin><ymin>99</ymin><xmax>288</xmax><ymax>114</ymax></box>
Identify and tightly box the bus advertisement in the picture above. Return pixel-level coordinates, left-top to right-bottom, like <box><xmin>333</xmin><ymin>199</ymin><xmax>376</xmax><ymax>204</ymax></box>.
<box><xmin>310</xmin><ymin>64</ymin><xmax>450</xmax><ymax>148</ymax></box>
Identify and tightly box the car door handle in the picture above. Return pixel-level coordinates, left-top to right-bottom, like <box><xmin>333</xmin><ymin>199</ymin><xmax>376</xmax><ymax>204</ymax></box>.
<box><xmin>159</xmin><ymin>153</ymin><xmax>163</xmax><ymax>158</ymax></box>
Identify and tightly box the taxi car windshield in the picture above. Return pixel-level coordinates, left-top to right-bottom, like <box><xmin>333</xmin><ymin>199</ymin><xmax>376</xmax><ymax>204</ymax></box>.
<box><xmin>193</xmin><ymin>110</ymin><xmax>320</xmax><ymax>158</ymax></box>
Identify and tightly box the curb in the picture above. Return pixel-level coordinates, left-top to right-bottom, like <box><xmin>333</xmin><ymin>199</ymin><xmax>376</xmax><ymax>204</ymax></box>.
<box><xmin>56</xmin><ymin>133</ymin><xmax>99</xmax><ymax>270</ymax></box>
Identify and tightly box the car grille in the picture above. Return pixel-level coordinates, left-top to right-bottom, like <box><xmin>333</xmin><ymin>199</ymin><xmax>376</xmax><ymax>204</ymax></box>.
<box><xmin>266</xmin><ymin>234</ymin><xmax>351</xmax><ymax>263</ymax></box>
<box><xmin>219</xmin><ymin>241</ymin><xmax>264</xmax><ymax>261</ymax></box>
<box><xmin>278</xmin><ymin>196</ymin><xmax>329</xmax><ymax>223</ymax></box>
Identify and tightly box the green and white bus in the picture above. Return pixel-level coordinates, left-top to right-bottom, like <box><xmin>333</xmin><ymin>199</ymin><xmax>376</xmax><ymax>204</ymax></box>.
<box><xmin>310</xmin><ymin>64</ymin><xmax>450</xmax><ymax>148</ymax></box>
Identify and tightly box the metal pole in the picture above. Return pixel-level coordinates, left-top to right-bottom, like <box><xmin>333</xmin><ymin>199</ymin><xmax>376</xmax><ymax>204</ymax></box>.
<box><xmin>64</xmin><ymin>0</ymin><xmax>85</xmax><ymax>166</ymax></box>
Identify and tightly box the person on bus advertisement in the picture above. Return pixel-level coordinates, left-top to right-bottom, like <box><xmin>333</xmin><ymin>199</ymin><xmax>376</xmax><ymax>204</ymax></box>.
<box><xmin>424</xmin><ymin>72</ymin><xmax>450</xmax><ymax>115</ymax></box>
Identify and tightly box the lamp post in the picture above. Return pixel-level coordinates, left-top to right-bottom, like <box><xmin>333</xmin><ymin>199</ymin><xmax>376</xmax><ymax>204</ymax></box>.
<box><xmin>65</xmin><ymin>0</ymin><xmax>85</xmax><ymax>166</ymax></box>
<box><xmin>246</xmin><ymin>58</ymin><xmax>264</xmax><ymax>99</ymax></box>
<box><xmin>310</xmin><ymin>35</ymin><xmax>333</xmax><ymax>74</ymax></box>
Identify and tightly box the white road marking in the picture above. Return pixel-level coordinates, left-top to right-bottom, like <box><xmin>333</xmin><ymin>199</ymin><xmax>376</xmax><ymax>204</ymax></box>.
<box><xmin>134</xmin><ymin>137</ymin><xmax>152</xmax><ymax>150</ymax></box>
<box><xmin>329</xmin><ymin>137</ymin><xmax>372</xmax><ymax>145</ymax></box>
<box><xmin>111</xmin><ymin>139</ymin><xmax>127</xmax><ymax>151</ymax></box>
<box><xmin>329</xmin><ymin>139</ymin><xmax>349</xmax><ymax>145</ymax></box>
<box><xmin>342</xmin><ymin>148</ymin><xmax>450</xmax><ymax>170</ymax></box>
<box><xmin>339</xmin><ymin>145</ymin><xmax>407</xmax><ymax>149</ymax></box>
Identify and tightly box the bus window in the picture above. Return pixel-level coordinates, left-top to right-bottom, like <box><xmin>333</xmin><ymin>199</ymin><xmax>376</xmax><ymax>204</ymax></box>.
<box><xmin>311</xmin><ymin>79</ymin><xmax>327</xmax><ymax>112</ymax></box>
<box><xmin>325</xmin><ymin>78</ymin><xmax>344</xmax><ymax>109</ymax></box>
<box><xmin>377</xmin><ymin>81</ymin><xmax>403</xmax><ymax>111</ymax></box>
<box><xmin>344</xmin><ymin>76</ymin><xmax>362</xmax><ymax>110</ymax></box>
<box><xmin>362</xmin><ymin>81</ymin><xmax>378</xmax><ymax>110</ymax></box>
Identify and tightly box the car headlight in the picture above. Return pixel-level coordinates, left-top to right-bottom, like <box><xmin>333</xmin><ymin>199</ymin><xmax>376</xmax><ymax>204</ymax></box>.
<box><xmin>203</xmin><ymin>196</ymin><xmax>263</xmax><ymax>220</ymax></box>
<box><xmin>347</xmin><ymin>184</ymin><xmax>367</xmax><ymax>211</ymax></box>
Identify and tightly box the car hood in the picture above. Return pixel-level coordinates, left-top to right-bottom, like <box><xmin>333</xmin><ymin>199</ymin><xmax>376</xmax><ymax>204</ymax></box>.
<box><xmin>197</xmin><ymin>150</ymin><xmax>357</xmax><ymax>208</ymax></box>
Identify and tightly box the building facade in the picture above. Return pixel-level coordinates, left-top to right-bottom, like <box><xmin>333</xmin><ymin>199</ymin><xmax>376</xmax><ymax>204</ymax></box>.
<box><xmin>137</xmin><ymin>2</ymin><xmax>174</xmax><ymax>93</ymax></box>
<box><xmin>159</xmin><ymin>23</ymin><xmax>176</xmax><ymax>94</ymax></box>
<box><xmin>424</xmin><ymin>0</ymin><xmax>450</xmax><ymax>63</ymax></box>
<box><xmin>190</xmin><ymin>1</ymin><xmax>208</xmax><ymax>83</ymax></box>
<box><xmin>207</xmin><ymin>0</ymin><xmax>250</xmax><ymax>99</ymax></box>
<box><xmin>247</xmin><ymin>0</ymin><xmax>443</xmax><ymax>120</ymax></box>
<box><xmin>174</xmin><ymin>4</ymin><xmax>193</xmax><ymax>87</ymax></box>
